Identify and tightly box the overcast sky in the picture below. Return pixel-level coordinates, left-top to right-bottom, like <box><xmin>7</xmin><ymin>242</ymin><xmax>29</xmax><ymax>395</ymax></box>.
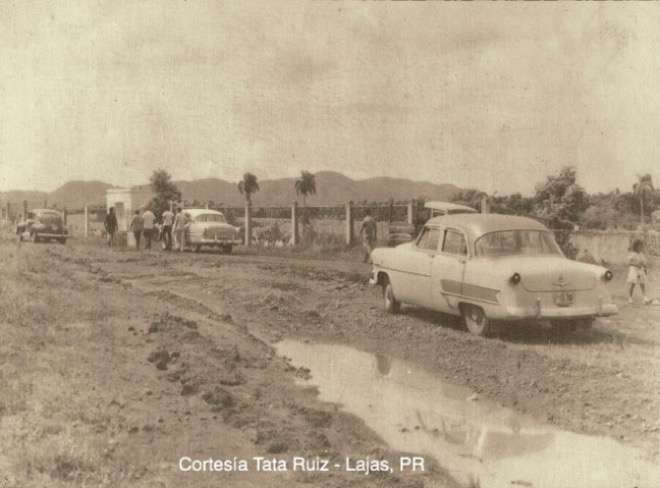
<box><xmin>1</xmin><ymin>2</ymin><xmax>659</xmax><ymax>195</ymax></box>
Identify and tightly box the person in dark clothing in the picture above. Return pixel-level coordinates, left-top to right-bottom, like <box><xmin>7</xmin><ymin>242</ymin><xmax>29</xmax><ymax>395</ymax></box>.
<box><xmin>104</xmin><ymin>207</ymin><xmax>118</xmax><ymax>247</ymax></box>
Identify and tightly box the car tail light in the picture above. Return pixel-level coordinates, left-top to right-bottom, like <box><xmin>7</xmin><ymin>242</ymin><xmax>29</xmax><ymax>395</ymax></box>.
<box><xmin>602</xmin><ymin>270</ymin><xmax>613</xmax><ymax>282</ymax></box>
<box><xmin>509</xmin><ymin>272</ymin><xmax>521</xmax><ymax>285</ymax></box>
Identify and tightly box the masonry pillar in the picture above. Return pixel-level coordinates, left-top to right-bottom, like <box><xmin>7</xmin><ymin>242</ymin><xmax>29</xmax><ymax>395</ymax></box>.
<box><xmin>244</xmin><ymin>202</ymin><xmax>252</xmax><ymax>246</ymax></box>
<box><xmin>345</xmin><ymin>201</ymin><xmax>354</xmax><ymax>245</ymax></box>
<box><xmin>291</xmin><ymin>201</ymin><xmax>299</xmax><ymax>246</ymax></box>
<box><xmin>407</xmin><ymin>199</ymin><xmax>415</xmax><ymax>225</ymax></box>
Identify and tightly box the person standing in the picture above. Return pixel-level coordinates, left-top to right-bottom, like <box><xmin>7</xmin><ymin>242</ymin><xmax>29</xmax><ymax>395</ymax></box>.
<box><xmin>174</xmin><ymin>208</ymin><xmax>187</xmax><ymax>252</ymax></box>
<box><xmin>359</xmin><ymin>209</ymin><xmax>378</xmax><ymax>263</ymax></box>
<box><xmin>161</xmin><ymin>207</ymin><xmax>175</xmax><ymax>251</ymax></box>
<box><xmin>104</xmin><ymin>207</ymin><xmax>118</xmax><ymax>247</ymax></box>
<box><xmin>142</xmin><ymin>208</ymin><xmax>156</xmax><ymax>250</ymax></box>
<box><xmin>129</xmin><ymin>210</ymin><xmax>144</xmax><ymax>250</ymax></box>
<box><xmin>627</xmin><ymin>239</ymin><xmax>652</xmax><ymax>305</ymax></box>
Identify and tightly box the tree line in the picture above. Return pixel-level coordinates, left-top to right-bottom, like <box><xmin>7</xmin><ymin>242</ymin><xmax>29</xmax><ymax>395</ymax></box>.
<box><xmin>452</xmin><ymin>167</ymin><xmax>656</xmax><ymax>231</ymax></box>
<box><xmin>147</xmin><ymin>166</ymin><xmax>656</xmax><ymax>232</ymax></box>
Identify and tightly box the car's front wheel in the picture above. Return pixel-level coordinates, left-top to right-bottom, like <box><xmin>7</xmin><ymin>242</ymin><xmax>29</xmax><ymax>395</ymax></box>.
<box><xmin>462</xmin><ymin>304</ymin><xmax>491</xmax><ymax>336</ymax></box>
<box><xmin>30</xmin><ymin>232</ymin><xmax>40</xmax><ymax>243</ymax></box>
<box><xmin>222</xmin><ymin>244</ymin><xmax>233</xmax><ymax>254</ymax></box>
<box><xmin>382</xmin><ymin>278</ymin><xmax>401</xmax><ymax>314</ymax></box>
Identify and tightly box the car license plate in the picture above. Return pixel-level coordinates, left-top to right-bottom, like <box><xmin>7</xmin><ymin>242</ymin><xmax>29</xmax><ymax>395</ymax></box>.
<box><xmin>554</xmin><ymin>291</ymin><xmax>574</xmax><ymax>307</ymax></box>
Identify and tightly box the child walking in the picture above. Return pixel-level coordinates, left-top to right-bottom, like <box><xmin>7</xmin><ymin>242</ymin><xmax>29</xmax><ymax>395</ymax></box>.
<box><xmin>627</xmin><ymin>239</ymin><xmax>651</xmax><ymax>305</ymax></box>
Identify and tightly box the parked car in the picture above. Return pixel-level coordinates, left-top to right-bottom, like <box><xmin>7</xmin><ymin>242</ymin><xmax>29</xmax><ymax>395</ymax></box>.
<box><xmin>369</xmin><ymin>213</ymin><xmax>617</xmax><ymax>336</ymax></box>
<box><xmin>387</xmin><ymin>201</ymin><xmax>478</xmax><ymax>247</ymax></box>
<box><xmin>17</xmin><ymin>209</ymin><xmax>68</xmax><ymax>244</ymax></box>
<box><xmin>183</xmin><ymin>208</ymin><xmax>241</xmax><ymax>253</ymax></box>
<box><xmin>424</xmin><ymin>200</ymin><xmax>477</xmax><ymax>217</ymax></box>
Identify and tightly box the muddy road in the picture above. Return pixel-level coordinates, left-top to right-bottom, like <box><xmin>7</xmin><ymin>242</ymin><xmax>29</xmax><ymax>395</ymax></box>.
<box><xmin>2</xmin><ymin>239</ymin><xmax>659</xmax><ymax>487</ymax></box>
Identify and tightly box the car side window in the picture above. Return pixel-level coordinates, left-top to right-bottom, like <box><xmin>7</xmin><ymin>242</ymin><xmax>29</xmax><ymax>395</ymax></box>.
<box><xmin>442</xmin><ymin>229</ymin><xmax>467</xmax><ymax>256</ymax></box>
<box><xmin>417</xmin><ymin>228</ymin><xmax>441</xmax><ymax>251</ymax></box>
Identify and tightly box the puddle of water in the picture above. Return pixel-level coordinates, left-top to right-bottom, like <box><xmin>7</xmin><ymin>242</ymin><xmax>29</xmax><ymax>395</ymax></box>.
<box><xmin>276</xmin><ymin>340</ymin><xmax>660</xmax><ymax>488</ymax></box>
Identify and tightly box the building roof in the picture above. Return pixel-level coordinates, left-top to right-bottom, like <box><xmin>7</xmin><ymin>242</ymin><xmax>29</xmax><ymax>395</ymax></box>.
<box><xmin>426</xmin><ymin>213</ymin><xmax>548</xmax><ymax>237</ymax></box>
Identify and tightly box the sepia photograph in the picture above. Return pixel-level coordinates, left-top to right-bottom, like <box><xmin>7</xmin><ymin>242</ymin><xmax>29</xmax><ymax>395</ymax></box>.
<box><xmin>1</xmin><ymin>2</ymin><xmax>660</xmax><ymax>487</ymax></box>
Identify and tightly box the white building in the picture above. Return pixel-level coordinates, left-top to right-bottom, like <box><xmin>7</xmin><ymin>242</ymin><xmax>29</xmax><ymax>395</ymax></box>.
<box><xmin>106</xmin><ymin>188</ymin><xmax>153</xmax><ymax>246</ymax></box>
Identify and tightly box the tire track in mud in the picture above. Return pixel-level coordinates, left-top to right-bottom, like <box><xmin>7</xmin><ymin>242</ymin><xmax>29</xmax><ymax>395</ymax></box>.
<box><xmin>43</xmin><ymin>244</ymin><xmax>459</xmax><ymax>488</ymax></box>
<box><xmin>46</xmin><ymin>245</ymin><xmax>660</xmax><ymax>461</ymax></box>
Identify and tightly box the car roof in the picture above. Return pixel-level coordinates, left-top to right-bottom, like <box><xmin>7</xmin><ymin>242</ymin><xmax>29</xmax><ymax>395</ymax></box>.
<box><xmin>426</xmin><ymin>213</ymin><xmax>548</xmax><ymax>237</ymax></box>
<box><xmin>32</xmin><ymin>208</ymin><xmax>62</xmax><ymax>215</ymax></box>
<box><xmin>424</xmin><ymin>201</ymin><xmax>477</xmax><ymax>213</ymax></box>
<box><xmin>182</xmin><ymin>208</ymin><xmax>225</xmax><ymax>218</ymax></box>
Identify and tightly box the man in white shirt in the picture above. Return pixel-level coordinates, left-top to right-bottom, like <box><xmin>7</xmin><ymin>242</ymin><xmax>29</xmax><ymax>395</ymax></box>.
<box><xmin>142</xmin><ymin>208</ymin><xmax>156</xmax><ymax>250</ymax></box>
<box><xmin>161</xmin><ymin>208</ymin><xmax>174</xmax><ymax>251</ymax></box>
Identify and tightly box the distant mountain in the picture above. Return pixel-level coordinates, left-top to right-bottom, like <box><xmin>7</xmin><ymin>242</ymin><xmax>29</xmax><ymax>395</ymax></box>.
<box><xmin>0</xmin><ymin>190</ymin><xmax>48</xmax><ymax>211</ymax></box>
<box><xmin>160</xmin><ymin>171</ymin><xmax>462</xmax><ymax>207</ymax></box>
<box><xmin>0</xmin><ymin>181</ymin><xmax>115</xmax><ymax>211</ymax></box>
<box><xmin>2</xmin><ymin>172</ymin><xmax>462</xmax><ymax>210</ymax></box>
<box><xmin>48</xmin><ymin>181</ymin><xmax>116</xmax><ymax>209</ymax></box>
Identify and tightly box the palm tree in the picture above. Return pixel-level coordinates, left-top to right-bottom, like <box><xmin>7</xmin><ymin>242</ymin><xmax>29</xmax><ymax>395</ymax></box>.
<box><xmin>294</xmin><ymin>171</ymin><xmax>317</xmax><ymax>243</ymax></box>
<box><xmin>237</xmin><ymin>172</ymin><xmax>260</xmax><ymax>205</ymax></box>
<box><xmin>294</xmin><ymin>171</ymin><xmax>316</xmax><ymax>207</ymax></box>
<box><xmin>237</xmin><ymin>172</ymin><xmax>259</xmax><ymax>246</ymax></box>
<box><xmin>633</xmin><ymin>174</ymin><xmax>654</xmax><ymax>224</ymax></box>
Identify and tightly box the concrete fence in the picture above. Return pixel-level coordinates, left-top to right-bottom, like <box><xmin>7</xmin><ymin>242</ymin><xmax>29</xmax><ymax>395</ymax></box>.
<box><xmin>570</xmin><ymin>230</ymin><xmax>660</xmax><ymax>265</ymax></box>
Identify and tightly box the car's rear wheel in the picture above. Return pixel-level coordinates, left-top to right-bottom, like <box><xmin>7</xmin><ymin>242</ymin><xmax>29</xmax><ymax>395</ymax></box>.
<box><xmin>222</xmin><ymin>244</ymin><xmax>233</xmax><ymax>255</ymax></box>
<box><xmin>58</xmin><ymin>238</ymin><xmax>66</xmax><ymax>245</ymax></box>
<box><xmin>462</xmin><ymin>304</ymin><xmax>490</xmax><ymax>336</ymax></box>
<box><xmin>194</xmin><ymin>244</ymin><xmax>202</xmax><ymax>253</ymax></box>
<box><xmin>382</xmin><ymin>277</ymin><xmax>401</xmax><ymax>314</ymax></box>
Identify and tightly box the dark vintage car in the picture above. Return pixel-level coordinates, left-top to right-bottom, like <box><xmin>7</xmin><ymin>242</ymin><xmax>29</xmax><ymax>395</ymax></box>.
<box><xmin>17</xmin><ymin>209</ymin><xmax>68</xmax><ymax>244</ymax></box>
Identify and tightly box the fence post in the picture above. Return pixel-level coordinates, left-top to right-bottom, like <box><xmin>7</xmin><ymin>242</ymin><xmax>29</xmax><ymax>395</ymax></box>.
<box><xmin>407</xmin><ymin>199</ymin><xmax>415</xmax><ymax>225</ymax></box>
<box><xmin>6</xmin><ymin>202</ymin><xmax>10</xmax><ymax>224</ymax></box>
<box><xmin>84</xmin><ymin>204</ymin><xmax>89</xmax><ymax>239</ymax></box>
<box><xmin>23</xmin><ymin>200</ymin><xmax>28</xmax><ymax>219</ymax></box>
<box><xmin>345</xmin><ymin>201</ymin><xmax>354</xmax><ymax>245</ymax></box>
<box><xmin>291</xmin><ymin>201</ymin><xmax>299</xmax><ymax>246</ymax></box>
<box><xmin>245</xmin><ymin>201</ymin><xmax>252</xmax><ymax>246</ymax></box>
<box><xmin>63</xmin><ymin>207</ymin><xmax>68</xmax><ymax>226</ymax></box>
<box><xmin>481</xmin><ymin>194</ymin><xmax>490</xmax><ymax>214</ymax></box>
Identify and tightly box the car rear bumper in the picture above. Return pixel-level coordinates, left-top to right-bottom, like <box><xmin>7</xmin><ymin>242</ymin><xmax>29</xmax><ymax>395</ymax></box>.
<box><xmin>502</xmin><ymin>302</ymin><xmax>618</xmax><ymax>320</ymax></box>
<box><xmin>32</xmin><ymin>232</ymin><xmax>68</xmax><ymax>239</ymax></box>
<box><xmin>189</xmin><ymin>237</ymin><xmax>241</xmax><ymax>246</ymax></box>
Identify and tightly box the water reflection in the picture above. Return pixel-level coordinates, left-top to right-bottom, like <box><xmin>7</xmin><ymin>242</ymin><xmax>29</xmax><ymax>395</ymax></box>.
<box><xmin>276</xmin><ymin>340</ymin><xmax>660</xmax><ymax>488</ymax></box>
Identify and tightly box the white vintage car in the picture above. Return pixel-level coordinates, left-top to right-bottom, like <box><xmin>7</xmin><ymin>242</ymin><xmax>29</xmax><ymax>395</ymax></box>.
<box><xmin>370</xmin><ymin>213</ymin><xmax>617</xmax><ymax>336</ymax></box>
<box><xmin>183</xmin><ymin>208</ymin><xmax>241</xmax><ymax>254</ymax></box>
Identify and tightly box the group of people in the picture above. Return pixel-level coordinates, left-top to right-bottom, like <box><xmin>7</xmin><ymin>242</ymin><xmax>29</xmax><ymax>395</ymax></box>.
<box><xmin>103</xmin><ymin>206</ymin><xmax>191</xmax><ymax>251</ymax></box>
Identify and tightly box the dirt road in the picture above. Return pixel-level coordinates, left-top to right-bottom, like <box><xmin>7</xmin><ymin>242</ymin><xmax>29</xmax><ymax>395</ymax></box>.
<box><xmin>2</xmin><ymin>239</ymin><xmax>659</xmax><ymax>487</ymax></box>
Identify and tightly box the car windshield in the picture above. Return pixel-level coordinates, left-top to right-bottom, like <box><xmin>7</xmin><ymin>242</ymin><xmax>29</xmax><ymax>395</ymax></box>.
<box><xmin>195</xmin><ymin>213</ymin><xmax>226</xmax><ymax>223</ymax></box>
<box><xmin>475</xmin><ymin>230</ymin><xmax>561</xmax><ymax>257</ymax></box>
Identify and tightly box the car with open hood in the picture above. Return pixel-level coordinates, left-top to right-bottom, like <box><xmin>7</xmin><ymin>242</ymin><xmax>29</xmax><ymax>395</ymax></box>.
<box><xmin>370</xmin><ymin>213</ymin><xmax>617</xmax><ymax>336</ymax></box>
<box><xmin>182</xmin><ymin>208</ymin><xmax>241</xmax><ymax>253</ymax></box>
<box><xmin>17</xmin><ymin>209</ymin><xmax>68</xmax><ymax>244</ymax></box>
